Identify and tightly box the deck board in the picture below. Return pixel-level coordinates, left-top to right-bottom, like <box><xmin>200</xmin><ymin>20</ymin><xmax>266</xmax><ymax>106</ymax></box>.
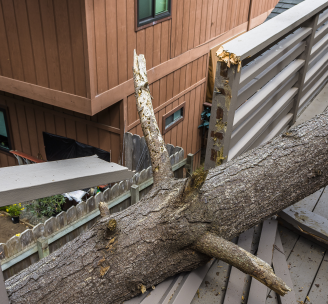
<box><xmin>294</xmin><ymin>188</ymin><xmax>324</xmax><ymax>211</ymax></box>
<box><xmin>248</xmin><ymin>219</ymin><xmax>278</xmax><ymax>304</ymax></box>
<box><xmin>272</xmin><ymin>232</ymin><xmax>297</xmax><ymax>304</ymax></box>
<box><xmin>224</xmin><ymin>228</ymin><xmax>254</xmax><ymax>304</ymax></box>
<box><xmin>312</xmin><ymin>187</ymin><xmax>328</xmax><ymax>218</ymax></box>
<box><xmin>286</xmin><ymin>237</ymin><xmax>325</xmax><ymax>303</ymax></box>
<box><xmin>304</xmin><ymin>251</ymin><xmax>328</xmax><ymax>304</ymax></box>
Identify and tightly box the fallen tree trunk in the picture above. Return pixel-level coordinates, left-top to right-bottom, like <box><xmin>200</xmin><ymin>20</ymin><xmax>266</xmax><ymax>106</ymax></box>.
<box><xmin>5</xmin><ymin>53</ymin><xmax>328</xmax><ymax>304</ymax></box>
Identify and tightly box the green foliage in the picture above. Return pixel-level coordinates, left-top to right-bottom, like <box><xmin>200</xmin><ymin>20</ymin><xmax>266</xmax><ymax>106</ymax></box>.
<box><xmin>6</xmin><ymin>203</ymin><xmax>24</xmax><ymax>217</ymax></box>
<box><xmin>26</xmin><ymin>195</ymin><xmax>65</xmax><ymax>218</ymax></box>
<box><xmin>198</xmin><ymin>106</ymin><xmax>211</xmax><ymax>129</ymax></box>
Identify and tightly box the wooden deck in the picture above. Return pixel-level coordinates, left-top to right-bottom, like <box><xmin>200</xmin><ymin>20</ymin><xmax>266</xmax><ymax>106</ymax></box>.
<box><xmin>124</xmin><ymin>79</ymin><xmax>328</xmax><ymax>304</ymax></box>
<box><xmin>191</xmin><ymin>188</ymin><xmax>328</xmax><ymax>304</ymax></box>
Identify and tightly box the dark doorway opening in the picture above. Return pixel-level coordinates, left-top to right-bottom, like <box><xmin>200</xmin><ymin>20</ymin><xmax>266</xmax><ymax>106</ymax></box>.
<box><xmin>43</xmin><ymin>132</ymin><xmax>111</xmax><ymax>162</ymax></box>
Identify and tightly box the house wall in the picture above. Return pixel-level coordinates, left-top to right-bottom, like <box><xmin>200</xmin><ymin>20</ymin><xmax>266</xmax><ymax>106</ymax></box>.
<box><xmin>0</xmin><ymin>0</ymin><xmax>90</xmax><ymax>98</ymax></box>
<box><xmin>87</xmin><ymin>0</ymin><xmax>278</xmax><ymax>168</ymax></box>
<box><xmin>0</xmin><ymin>0</ymin><xmax>279</xmax><ymax>169</ymax></box>
<box><xmin>0</xmin><ymin>91</ymin><xmax>123</xmax><ymax>168</ymax></box>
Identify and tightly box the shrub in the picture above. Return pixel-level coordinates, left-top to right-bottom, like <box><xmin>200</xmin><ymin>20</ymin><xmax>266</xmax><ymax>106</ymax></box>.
<box><xmin>26</xmin><ymin>195</ymin><xmax>65</xmax><ymax>218</ymax></box>
<box><xmin>7</xmin><ymin>204</ymin><xmax>24</xmax><ymax>217</ymax></box>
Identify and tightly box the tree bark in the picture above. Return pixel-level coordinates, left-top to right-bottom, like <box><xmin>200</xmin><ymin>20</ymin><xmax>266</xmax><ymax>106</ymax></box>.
<box><xmin>5</xmin><ymin>53</ymin><xmax>328</xmax><ymax>303</ymax></box>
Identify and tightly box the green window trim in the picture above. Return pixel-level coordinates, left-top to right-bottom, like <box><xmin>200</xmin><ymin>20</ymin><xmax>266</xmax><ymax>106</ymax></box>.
<box><xmin>137</xmin><ymin>0</ymin><xmax>171</xmax><ymax>29</ymax></box>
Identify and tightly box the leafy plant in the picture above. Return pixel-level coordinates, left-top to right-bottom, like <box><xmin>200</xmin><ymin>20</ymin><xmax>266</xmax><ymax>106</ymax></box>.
<box><xmin>6</xmin><ymin>204</ymin><xmax>24</xmax><ymax>217</ymax></box>
<box><xmin>26</xmin><ymin>195</ymin><xmax>65</xmax><ymax>218</ymax></box>
<box><xmin>198</xmin><ymin>106</ymin><xmax>211</xmax><ymax>129</ymax></box>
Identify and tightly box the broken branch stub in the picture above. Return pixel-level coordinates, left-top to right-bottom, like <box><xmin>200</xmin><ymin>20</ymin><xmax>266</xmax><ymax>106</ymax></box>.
<box><xmin>133</xmin><ymin>50</ymin><xmax>173</xmax><ymax>184</ymax></box>
<box><xmin>193</xmin><ymin>233</ymin><xmax>291</xmax><ymax>296</ymax></box>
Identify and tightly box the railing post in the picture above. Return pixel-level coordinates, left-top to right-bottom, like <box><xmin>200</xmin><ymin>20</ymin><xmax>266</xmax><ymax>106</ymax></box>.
<box><xmin>0</xmin><ymin>267</ymin><xmax>10</xmax><ymax>304</ymax></box>
<box><xmin>290</xmin><ymin>13</ymin><xmax>320</xmax><ymax>124</ymax></box>
<box><xmin>204</xmin><ymin>59</ymin><xmax>242</xmax><ymax>170</ymax></box>
<box><xmin>37</xmin><ymin>238</ymin><xmax>49</xmax><ymax>259</ymax></box>
<box><xmin>131</xmin><ymin>185</ymin><xmax>140</xmax><ymax>205</ymax></box>
<box><xmin>185</xmin><ymin>153</ymin><xmax>194</xmax><ymax>176</ymax></box>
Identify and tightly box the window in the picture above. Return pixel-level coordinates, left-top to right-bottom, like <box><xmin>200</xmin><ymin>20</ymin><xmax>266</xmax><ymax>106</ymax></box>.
<box><xmin>136</xmin><ymin>0</ymin><xmax>171</xmax><ymax>30</ymax></box>
<box><xmin>0</xmin><ymin>109</ymin><xmax>11</xmax><ymax>152</ymax></box>
<box><xmin>162</xmin><ymin>102</ymin><xmax>185</xmax><ymax>134</ymax></box>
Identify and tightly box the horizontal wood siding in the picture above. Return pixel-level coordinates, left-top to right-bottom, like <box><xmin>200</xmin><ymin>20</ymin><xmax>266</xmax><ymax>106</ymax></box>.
<box><xmin>0</xmin><ymin>0</ymin><xmax>89</xmax><ymax>98</ymax></box>
<box><xmin>0</xmin><ymin>92</ymin><xmax>123</xmax><ymax>168</ymax></box>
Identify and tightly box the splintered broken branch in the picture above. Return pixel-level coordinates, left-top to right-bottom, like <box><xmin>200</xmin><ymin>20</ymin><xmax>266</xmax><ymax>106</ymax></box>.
<box><xmin>193</xmin><ymin>233</ymin><xmax>292</xmax><ymax>296</ymax></box>
<box><xmin>133</xmin><ymin>50</ymin><xmax>173</xmax><ymax>184</ymax></box>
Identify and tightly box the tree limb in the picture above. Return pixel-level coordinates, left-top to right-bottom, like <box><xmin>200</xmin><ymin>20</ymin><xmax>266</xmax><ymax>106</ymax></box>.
<box><xmin>133</xmin><ymin>50</ymin><xmax>173</xmax><ymax>184</ymax></box>
<box><xmin>192</xmin><ymin>232</ymin><xmax>291</xmax><ymax>296</ymax></box>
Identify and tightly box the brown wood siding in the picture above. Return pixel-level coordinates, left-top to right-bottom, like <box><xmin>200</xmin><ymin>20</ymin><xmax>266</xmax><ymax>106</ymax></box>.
<box><xmin>0</xmin><ymin>91</ymin><xmax>123</xmax><ymax>168</ymax></box>
<box><xmin>0</xmin><ymin>0</ymin><xmax>89</xmax><ymax>98</ymax></box>
<box><xmin>90</xmin><ymin>0</ymin><xmax>279</xmax><ymax>96</ymax></box>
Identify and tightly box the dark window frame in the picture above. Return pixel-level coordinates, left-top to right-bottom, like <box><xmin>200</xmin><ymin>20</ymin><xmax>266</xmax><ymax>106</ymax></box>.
<box><xmin>135</xmin><ymin>0</ymin><xmax>172</xmax><ymax>31</ymax></box>
<box><xmin>0</xmin><ymin>106</ymin><xmax>13</xmax><ymax>154</ymax></box>
<box><xmin>162</xmin><ymin>102</ymin><xmax>185</xmax><ymax>135</ymax></box>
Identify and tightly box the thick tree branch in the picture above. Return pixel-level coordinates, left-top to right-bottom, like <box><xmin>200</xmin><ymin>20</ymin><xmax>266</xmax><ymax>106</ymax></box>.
<box><xmin>133</xmin><ymin>50</ymin><xmax>173</xmax><ymax>183</ymax></box>
<box><xmin>5</xmin><ymin>53</ymin><xmax>328</xmax><ymax>303</ymax></box>
<box><xmin>192</xmin><ymin>232</ymin><xmax>291</xmax><ymax>296</ymax></box>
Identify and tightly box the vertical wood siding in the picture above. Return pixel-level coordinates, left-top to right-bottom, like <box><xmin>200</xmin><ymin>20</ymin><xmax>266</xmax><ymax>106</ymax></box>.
<box><xmin>91</xmin><ymin>0</ymin><xmax>279</xmax><ymax>95</ymax></box>
<box><xmin>0</xmin><ymin>92</ymin><xmax>123</xmax><ymax>168</ymax></box>
<box><xmin>0</xmin><ymin>0</ymin><xmax>89</xmax><ymax>98</ymax></box>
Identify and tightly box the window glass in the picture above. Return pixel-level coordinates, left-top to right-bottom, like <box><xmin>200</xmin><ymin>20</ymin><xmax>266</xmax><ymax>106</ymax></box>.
<box><xmin>155</xmin><ymin>0</ymin><xmax>168</xmax><ymax>15</ymax></box>
<box><xmin>165</xmin><ymin>115</ymin><xmax>173</xmax><ymax>127</ymax></box>
<box><xmin>165</xmin><ymin>108</ymin><xmax>183</xmax><ymax>128</ymax></box>
<box><xmin>0</xmin><ymin>110</ymin><xmax>10</xmax><ymax>150</ymax></box>
<box><xmin>139</xmin><ymin>0</ymin><xmax>153</xmax><ymax>20</ymax></box>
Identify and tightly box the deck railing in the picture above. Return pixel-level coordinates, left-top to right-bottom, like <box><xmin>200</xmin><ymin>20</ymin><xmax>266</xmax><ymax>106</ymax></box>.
<box><xmin>205</xmin><ymin>0</ymin><xmax>328</xmax><ymax>169</ymax></box>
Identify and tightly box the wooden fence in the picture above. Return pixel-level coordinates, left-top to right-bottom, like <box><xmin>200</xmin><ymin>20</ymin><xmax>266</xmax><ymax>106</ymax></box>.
<box><xmin>205</xmin><ymin>0</ymin><xmax>328</xmax><ymax>169</ymax></box>
<box><xmin>0</xmin><ymin>147</ymin><xmax>190</xmax><ymax>280</ymax></box>
<box><xmin>124</xmin><ymin>132</ymin><xmax>183</xmax><ymax>174</ymax></box>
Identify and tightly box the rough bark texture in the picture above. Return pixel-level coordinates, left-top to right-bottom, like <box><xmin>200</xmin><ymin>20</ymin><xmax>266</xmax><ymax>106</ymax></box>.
<box><xmin>5</xmin><ymin>52</ymin><xmax>328</xmax><ymax>303</ymax></box>
<box><xmin>192</xmin><ymin>233</ymin><xmax>291</xmax><ymax>295</ymax></box>
<box><xmin>5</xmin><ymin>107</ymin><xmax>328</xmax><ymax>304</ymax></box>
<box><xmin>133</xmin><ymin>51</ymin><xmax>173</xmax><ymax>183</ymax></box>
